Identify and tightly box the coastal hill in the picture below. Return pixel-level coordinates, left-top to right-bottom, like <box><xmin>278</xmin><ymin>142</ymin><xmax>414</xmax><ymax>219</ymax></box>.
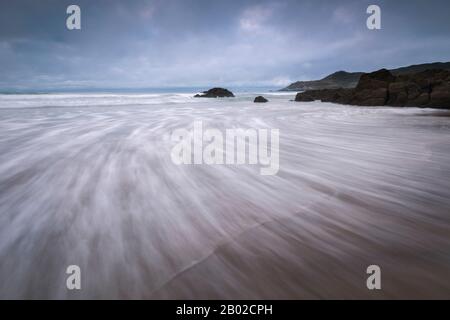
<box><xmin>281</xmin><ymin>71</ymin><xmax>363</xmax><ymax>91</ymax></box>
<box><xmin>281</xmin><ymin>62</ymin><xmax>450</xmax><ymax>91</ymax></box>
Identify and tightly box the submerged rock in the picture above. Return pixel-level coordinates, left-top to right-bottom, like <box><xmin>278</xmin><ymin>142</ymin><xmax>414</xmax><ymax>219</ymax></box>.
<box><xmin>254</xmin><ymin>96</ymin><xmax>268</xmax><ymax>103</ymax></box>
<box><xmin>295</xmin><ymin>69</ymin><xmax>450</xmax><ymax>109</ymax></box>
<box><xmin>194</xmin><ymin>88</ymin><xmax>235</xmax><ymax>98</ymax></box>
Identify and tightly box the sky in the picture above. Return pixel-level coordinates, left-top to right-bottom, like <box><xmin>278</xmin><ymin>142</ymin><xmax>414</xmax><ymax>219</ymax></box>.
<box><xmin>1</xmin><ymin>0</ymin><xmax>450</xmax><ymax>90</ymax></box>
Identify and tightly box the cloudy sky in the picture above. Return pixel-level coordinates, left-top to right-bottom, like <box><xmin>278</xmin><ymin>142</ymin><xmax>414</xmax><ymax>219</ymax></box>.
<box><xmin>1</xmin><ymin>0</ymin><xmax>450</xmax><ymax>90</ymax></box>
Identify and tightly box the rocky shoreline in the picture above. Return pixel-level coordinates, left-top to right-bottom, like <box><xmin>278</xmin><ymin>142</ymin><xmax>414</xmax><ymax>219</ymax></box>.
<box><xmin>295</xmin><ymin>69</ymin><xmax>450</xmax><ymax>109</ymax></box>
<box><xmin>281</xmin><ymin>62</ymin><xmax>450</xmax><ymax>92</ymax></box>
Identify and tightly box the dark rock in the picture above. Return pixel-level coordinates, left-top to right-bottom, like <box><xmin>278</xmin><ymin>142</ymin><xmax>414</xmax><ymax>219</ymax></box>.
<box><xmin>429</xmin><ymin>82</ymin><xmax>450</xmax><ymax>108</ymax></box>
<box><xmin>254</xmin><ymin>96</ymin><xmax>268</xmax><ymax>103</ymax></box>
<box><xmin>408</xmin><ymin>93</ymin><xmax>430</xmax><ymax>107</ymax></box>
<box><xmin>325</xmin><ymin>89</ymin><xmax>354</xmax><ymax>104</ymax></box>
<box><xmin>356</xmin><ymin>69</ymin><xmax>395</xmax><ymax>89</ymax></box>
<box><xmin>407</xmin><ymin>83</ymin><xmax>422</xmax><ymax>100</ymax></box>
<box><xmin>387</xmin><ymin>82</ymin><xmax>408</xmax><ymax>106</ymax></box>
<box><xmin>295</xmin><ymin>88</ymin><xmax>353</xmax><ymax>104</ymax></box>
<box><xmin>349</xmin><ymin>69</ymin><xmax>393</xmax><ymax>106</ymax></box>
<box><xmin>294</xmin><ymin>93</ymin><xmax>314</xmax><ymax>102</ymax></box>
<box><xmin>351</xmin><ymin>88</ymin><xmax>388</xmax><ymax>106</ymax></box>
<box><xmin>294</xmin><ymin>68</ymin><xmax>450</xmax><ymax>109</ymax></box>
<box><xmin>194</xmin><ymin>87</ymin><xmax>234</xmax><ymax>98</ymax></box>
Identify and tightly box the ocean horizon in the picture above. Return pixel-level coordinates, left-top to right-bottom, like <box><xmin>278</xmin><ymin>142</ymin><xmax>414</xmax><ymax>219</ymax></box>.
<box><xmin>0</xmin><ymin>86</ymin><xmax>282</xmax><ymax>95</ymax></box>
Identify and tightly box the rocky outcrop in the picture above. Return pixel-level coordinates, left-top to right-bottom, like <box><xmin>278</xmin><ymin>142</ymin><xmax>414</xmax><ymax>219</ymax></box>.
<box><xmin>254</xmin><ymin>96</ymin><xmax>268</xmax><ymax>103</ymax></box>
<box><xmin>350</xmin><ymin>69</ymin><xmax>394</xmax><ymax>106</ymax></box>
<box><xmin>295</xmin><ymin>69</ymin><xmax>450</xmax><ymax>109</ymax></box>
<box><xmin>194</xmin><ymin>88</ymin><xmax>234</xmax><ymax>98</ymax></box>
<box><xmin>296</xmin><ymin>88</ymin><xmax>353</xmax><ymax>104</ymax></box>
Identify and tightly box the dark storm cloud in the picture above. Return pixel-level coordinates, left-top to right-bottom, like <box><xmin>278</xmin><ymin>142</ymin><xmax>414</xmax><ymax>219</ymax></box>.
<box><xmin>0</xmin><ymin>0</ymin><xmax>450</xmax><ymax>89</ymax></box>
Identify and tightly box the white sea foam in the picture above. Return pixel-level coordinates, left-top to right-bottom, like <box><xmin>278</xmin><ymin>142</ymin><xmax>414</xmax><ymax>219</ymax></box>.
<box><xmin>0</xmin><ymin>92</ymin><xmax>449</xmax><ymax>298</ymax></box>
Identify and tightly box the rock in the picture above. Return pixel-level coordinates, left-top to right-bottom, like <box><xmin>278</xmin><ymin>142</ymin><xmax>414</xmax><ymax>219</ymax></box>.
<box><xmin>322</xmin><ymin>89</ymin><xmax>354</xmax><ymax>104</ymax></box>
<box><xmin>356</xmin><ymin>69</ymin><xmax>395</xmax><ymax>90</ymax></box>
<box><xmin>295</xmin><ymin>88</ymin><xmax>353</xmax><ymax>104</ymax></box>
<box><xmin>294</xmin><ymin>68</ymin><xmax>450</xmax><ymax>109</ymax></box>
<box><xmin>408</xmin><ymin>93</ymin><xmax>430</xmax><ymax>107</ymax></box>
<box><xmin>387</xmin><ymin>82</ymin><xmax>408</xmax><ymax>106</ymax></box>
<box><xmin>254</xmin><ymin>96</ymin><xmax>268</xmax><ymax>103</ymax></box>
<box><xmin>294</xmin><ymin>93</ymin><xmax>315</xmax><ymax>102</ymax></box>
<box><xmin>194</xmin><ymin>88</ymin><xmax>234</xmax><ymax>98</ymax></box>
<box><xmin>349</xmin><ymin>69</ymin><xmax>393</xmax><ymax>106</ymax></box>
<box><xmin>429</xmin><ymin>82</ymin><xmax>450</xmax><ymax>108</ymax></box>
<box><xmin>351</xmin><ymin>87</ymin><xmax>388</xmax><ymax>106</ymax></box>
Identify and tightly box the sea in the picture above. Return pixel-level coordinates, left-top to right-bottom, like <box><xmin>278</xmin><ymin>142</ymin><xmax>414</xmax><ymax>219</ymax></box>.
<box><xmin>1</xmin><ymin>89</ymin><xmax>450</xmax><ymax>298</ymax></box>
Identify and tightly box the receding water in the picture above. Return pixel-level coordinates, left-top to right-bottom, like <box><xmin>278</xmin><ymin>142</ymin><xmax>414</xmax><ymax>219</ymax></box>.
<box><xmin>0</xmin><ymin>92</ymin><xmax>449</xmax><ymax>299</ymax></box>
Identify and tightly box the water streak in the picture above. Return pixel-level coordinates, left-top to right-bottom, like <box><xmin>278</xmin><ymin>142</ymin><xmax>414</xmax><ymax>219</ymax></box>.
<box><xmin>0</xmin><ymin>93</ymin><xmax>449</xmax><ymax>299</ymax></box>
